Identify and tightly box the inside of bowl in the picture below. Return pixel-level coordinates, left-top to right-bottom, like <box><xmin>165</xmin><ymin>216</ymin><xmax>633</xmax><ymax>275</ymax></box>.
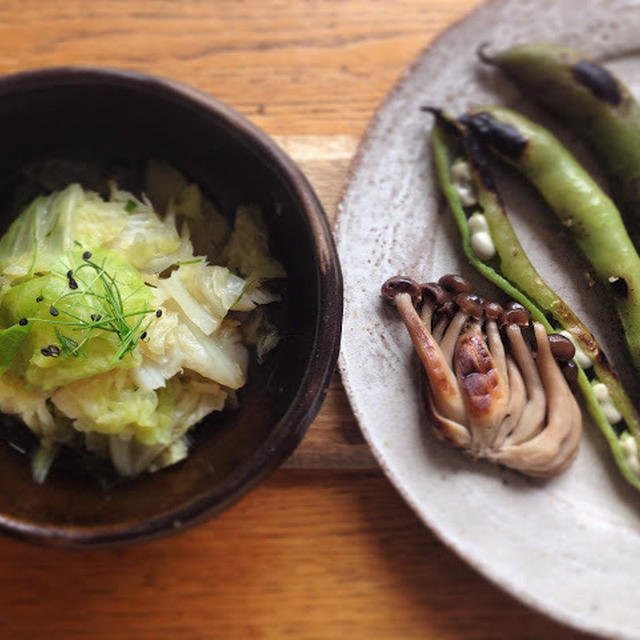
<box><xmin>0</xmin><ymin>70</ymin><xmax>334</xmax><ymax>543</ymax></box>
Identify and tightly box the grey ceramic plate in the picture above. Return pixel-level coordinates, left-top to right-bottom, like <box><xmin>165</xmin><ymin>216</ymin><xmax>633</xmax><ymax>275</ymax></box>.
<box><xmin>337</xmin><ymin>1</ymin><xmax>640</xmax><ymax>637</ymax></box>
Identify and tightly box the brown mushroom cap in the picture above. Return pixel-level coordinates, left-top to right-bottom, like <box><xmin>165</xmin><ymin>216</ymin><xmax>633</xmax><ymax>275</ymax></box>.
<box><xmin>454</xmin><ymin>292</ymin><xmax>484</xmax><ymax>318</ymax></box>
<box><xmin>561</xmin><ymin>360</ymin><xmax>579</xmax><ymax>386</ymax></box>
<box><xmin>548</xmin><ymin>334</ymin><xmax>576</xmax><ymax>362</ymax></box>
<box><xmin>439</xmin><ymin>274</ymin><xmax>473</xmax><ymax>295</ymax></box>
<box><xmin>420</xmin><ymin>282</ymin><xmax>450</xmax><ymax>306</ymax></box>
<box><xmin>500</xmin><ymin>302</ymin><xmax>530</xmax><ymax>327</ymax></box>
<box><xmin>484</xmin><ymin>301</ymin><xmax>503</xmax><ymax>320</ymax></box>
<box><xmin>381</xmin><ymin>276</ymin><xmax>422</xmax><ymax>304</ymax></box>
<box><xmin>438</xmin><ymin>300</ymin><xmax>459</xmax><ymax>318</ymax></box>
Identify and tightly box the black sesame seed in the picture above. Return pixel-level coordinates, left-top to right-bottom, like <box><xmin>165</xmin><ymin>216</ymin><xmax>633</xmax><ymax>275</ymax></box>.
<box><xmin>82</xmin><ymin>251</ymin><xmax>92</xmax><ymax>260</ymax></box>
<box><xmin>155</xmin><ymin>309</ymin><xmax>163</xmax><ymax>318</ymax></box>
<box><xmin>49</xmin><ymin>306</ymin><xmax>59</xmax><ymax>317</ymax></box>
<box><xmin>40</xmin><ymin>347</ymin><xmax>51</xmax><ymax>357</ymax></box>
<box><xmin>47</xmin><ymin>345</ymin><xmax>60</xmax><ymax>356</ymax></box>
<box><xmin>68</xmin><ymin>278</ymin><xmax>78</xmax><ymax>290</ymax></box>
<box><xmin>66</xmin><ymin>269</ymin><xmax>73</xmax><ymax>279</ymax></box>
<box><xmin>90</xmin><ymin>313</ymin><xmax>102</xmax><ymax>322</ymax></box>
<box><xmin>35</xmin><ymin>295</ymin><xmax>43</xmax><ymax>303</ymax></box>
<box><xmin>18</xmin><ymin>318</ymin><xmax>28</xmax><ymax>326</ymax></box>
<box><xmin>140</xmin><ymin>331</ymin><xmax>147</xmax><ymax>340</ymax></box>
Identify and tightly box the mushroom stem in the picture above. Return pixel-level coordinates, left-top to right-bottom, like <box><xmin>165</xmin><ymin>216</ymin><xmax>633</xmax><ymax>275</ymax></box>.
<box><xmin>392</xmin><ymin>293</ymin><xmax>467</xmax><ymax>425</ymax></box>
<box><xmin>496</xmin><ymin>322</ymin><xmax>582</xmax><ymax>475</ymax></box>
<box><xmin>432</xmin><ymin>315</ymin><xmax>449</xmax><ymax>342</ymax></box>
<box><xmin>383</xmin><ymin>273</ymin><xmax>582</xmax><ymax>478</ymax></box>
<box><xmin>485</xmin><ymin>317</ymin><xmax>508</xmax><ymax>388</ymax></box>
<box><xmin>454</xmin><ymin>319</ymin><xmax>509</xmax><ymax>453</ymax></box>
<box><xmin>422</xmin><ymin>379</ymin><xmax>472</xmax><ymax>448</ymax></box>
<box><xmin>492</xmin><ymin>355</ymin><xmax>526</xmax><ymax>449</ymax></box>
<box><xmin>503</xmin><ymin>323</ymin><xmax>546</xmax><ymax>446</ymax></box>
<box><xmin>439</xmin><ymin>310</ymin><xmax>469</xmax><ymax>367</ymax></box>
<box><xmin>420</xmin><ymin>301</ymin><xmax>434</xmax><ymax>329</ymax></box>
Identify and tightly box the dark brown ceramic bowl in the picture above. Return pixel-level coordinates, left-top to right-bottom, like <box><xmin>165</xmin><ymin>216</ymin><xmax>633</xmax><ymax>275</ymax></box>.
<box><xmin>0</xmin><ymin>67</ymin><xmax>342</xmax><ymax>547</ymax></box>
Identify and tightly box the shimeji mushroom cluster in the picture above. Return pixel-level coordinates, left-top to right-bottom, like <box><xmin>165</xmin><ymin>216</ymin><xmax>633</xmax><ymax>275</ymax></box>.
<box><xmin>382</xmin><ymin>273</ymin><xmax>582</xmax><ymax>477</ymax></box>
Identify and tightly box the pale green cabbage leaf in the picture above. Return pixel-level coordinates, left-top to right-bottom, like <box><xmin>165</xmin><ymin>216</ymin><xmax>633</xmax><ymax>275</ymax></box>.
<box><xmin>0</xmin><ymin>165</ymin><xmax>284</xmax><ymax>481</ymax></box>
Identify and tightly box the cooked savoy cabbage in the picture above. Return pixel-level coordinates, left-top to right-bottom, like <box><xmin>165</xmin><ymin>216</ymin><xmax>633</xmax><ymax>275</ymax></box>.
<box><xmin>0</xmin><ymin>165</ymin><xmax>284</xmax><ymax>482</ymax></box>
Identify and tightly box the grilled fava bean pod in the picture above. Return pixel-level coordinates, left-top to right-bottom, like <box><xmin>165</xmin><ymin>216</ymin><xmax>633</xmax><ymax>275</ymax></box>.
<box><xmin>381</xmin><ymin>275</ymin><xmax>582</xmax><ymax>477</ymax></box>
<box><xmin>462</xmin><ymin>107</ymin><xmax>640</xmax><ymax>373</ymax></box>
<box><xmin>479</xmin><ymin>43</ymin><xmax>640</xmax><ymax>241</ymax></box>
<box><xmin>430</xmin><ymin>110</ymin><xmax>640</xmax><ymax>489</ymax></box>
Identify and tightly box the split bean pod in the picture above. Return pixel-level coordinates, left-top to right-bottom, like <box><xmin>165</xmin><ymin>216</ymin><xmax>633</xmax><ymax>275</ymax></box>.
<box><xmin>429</xmin><ymin>108</ymin><xmax>640</xmax><ymax>490</ymax></box>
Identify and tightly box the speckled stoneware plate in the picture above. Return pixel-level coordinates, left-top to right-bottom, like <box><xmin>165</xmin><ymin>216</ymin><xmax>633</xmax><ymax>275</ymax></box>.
<box><xmin>337</xmin><ymin>1</ymin><xmax>640</xmax><ymax>637</ymax></box>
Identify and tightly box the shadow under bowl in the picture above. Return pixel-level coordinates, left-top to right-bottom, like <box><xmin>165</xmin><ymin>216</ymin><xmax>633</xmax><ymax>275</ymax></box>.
<box><xmin>0</xmin><ymin>67</ymin><xmax>342</xmax><ymax>547</ymax></box>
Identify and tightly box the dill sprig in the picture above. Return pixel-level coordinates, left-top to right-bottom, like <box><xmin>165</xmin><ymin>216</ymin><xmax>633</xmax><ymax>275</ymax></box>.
<box><xmin>29</xmin><ymin>252</ymin><xmax>155</xmax><ymax>363</ymax></box>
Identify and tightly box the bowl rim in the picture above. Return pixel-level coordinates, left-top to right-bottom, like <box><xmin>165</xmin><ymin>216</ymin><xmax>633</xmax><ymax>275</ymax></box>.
<box><xmin>0</xmin><ymin>65</ymin><xmax>343</xmax><ymax>547</ymax></box>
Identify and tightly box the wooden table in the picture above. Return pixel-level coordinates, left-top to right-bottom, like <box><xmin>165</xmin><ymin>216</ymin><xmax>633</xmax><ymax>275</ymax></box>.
<box><xmin>0</xmin><ymin>2</ymin><xmax>596</xmax><ymax>638</ymax></box>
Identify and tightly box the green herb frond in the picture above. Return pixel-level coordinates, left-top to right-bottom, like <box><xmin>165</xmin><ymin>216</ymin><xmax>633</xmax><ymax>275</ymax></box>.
<box><xmin>31</xmin><ymin>254</ymin><xmax>154</xmax><ymax>362</ymax></box>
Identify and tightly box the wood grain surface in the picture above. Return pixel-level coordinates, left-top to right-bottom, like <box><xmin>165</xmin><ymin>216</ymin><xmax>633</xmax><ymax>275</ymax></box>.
<box><xmin>0</xmin><ymin>2</ymin><xmax>597</xmax><ymax>639</ymax></box>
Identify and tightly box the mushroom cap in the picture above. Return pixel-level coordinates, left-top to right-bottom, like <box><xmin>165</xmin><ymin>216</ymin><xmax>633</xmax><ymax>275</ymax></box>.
<box><xmin>454</xmin><ymin>292</ymin><xmax>485</xmax><ymax>318</ymax></box>
<box><xmin>561</xmin><ymin>360</ymin><xmax>579</xmax><ymax>386</ymax></box>
<box><xmin>548</xmin><ymin>334</ymin><xmax>576</xmax><ymax>362</ymax></box>
<box><xmin>438</xmin><ymin>300</ymin><xmax>459</xmax><ymax>318</ymax></box>
<box><xmin>484</xmin><ymin>301</ymin><xmax>503</xmax><ymax>319</ymax></box>
<box><xmin>381</xmin><ymin>276</ymin><xmax>421</xmax><ymax>304</ymax></box>
<box><xmin>420</xmin><ymin>282</ymin><xmax>450</xmax><ymax>306</ymax></box>
<box><xmin>439</xmin><ymin>273</ymin><xmax>473</xmax><ymax>294</ymax></box>
<box><xmin>500</xmin><ymin>302</ymin><xmax>530</xmax><ymax>327</ymax></box>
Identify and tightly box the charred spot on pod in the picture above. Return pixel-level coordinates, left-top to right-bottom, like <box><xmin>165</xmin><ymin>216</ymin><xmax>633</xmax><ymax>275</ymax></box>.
<box><xmin>548</xmin><ymin>334</ymin><xmax>576</xmax><ymax>362</ymax></box>
<box><xmin>381</xmin><ymin>276</ymin><xmax>422</xmax><ymax>304</ymax></box>
<box><xmin>454</xmin><ymin>293</ymin><xmax>484</xmax><ymax>318</ymax></box>
<box><xmin>460</xmin><ymin>112</ymin><xmax>528</xmax><ymax>160</ymax></box>
<box><xmin>438</xmin><ymin>274</ymin><xmax>473</xmax><ymax>294</ymax></box>
<box><xmin>464</xmin><ymin>128</ymin><xmax>499</xmax><ymax>194</ymax></box>
<box><xmin>573</xmin><ymin>61</ymin><xmax>622</xmax><ymax>106</ymax></box>
<box><xmin>608</xmin><ymin>275</ymin><xmax>629</xmax><ymax>298</ymax></box>
<box><xmin>595</xmin><ymin>349</ymin><xmax>610</xmax><ymax>367</ymax></box>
